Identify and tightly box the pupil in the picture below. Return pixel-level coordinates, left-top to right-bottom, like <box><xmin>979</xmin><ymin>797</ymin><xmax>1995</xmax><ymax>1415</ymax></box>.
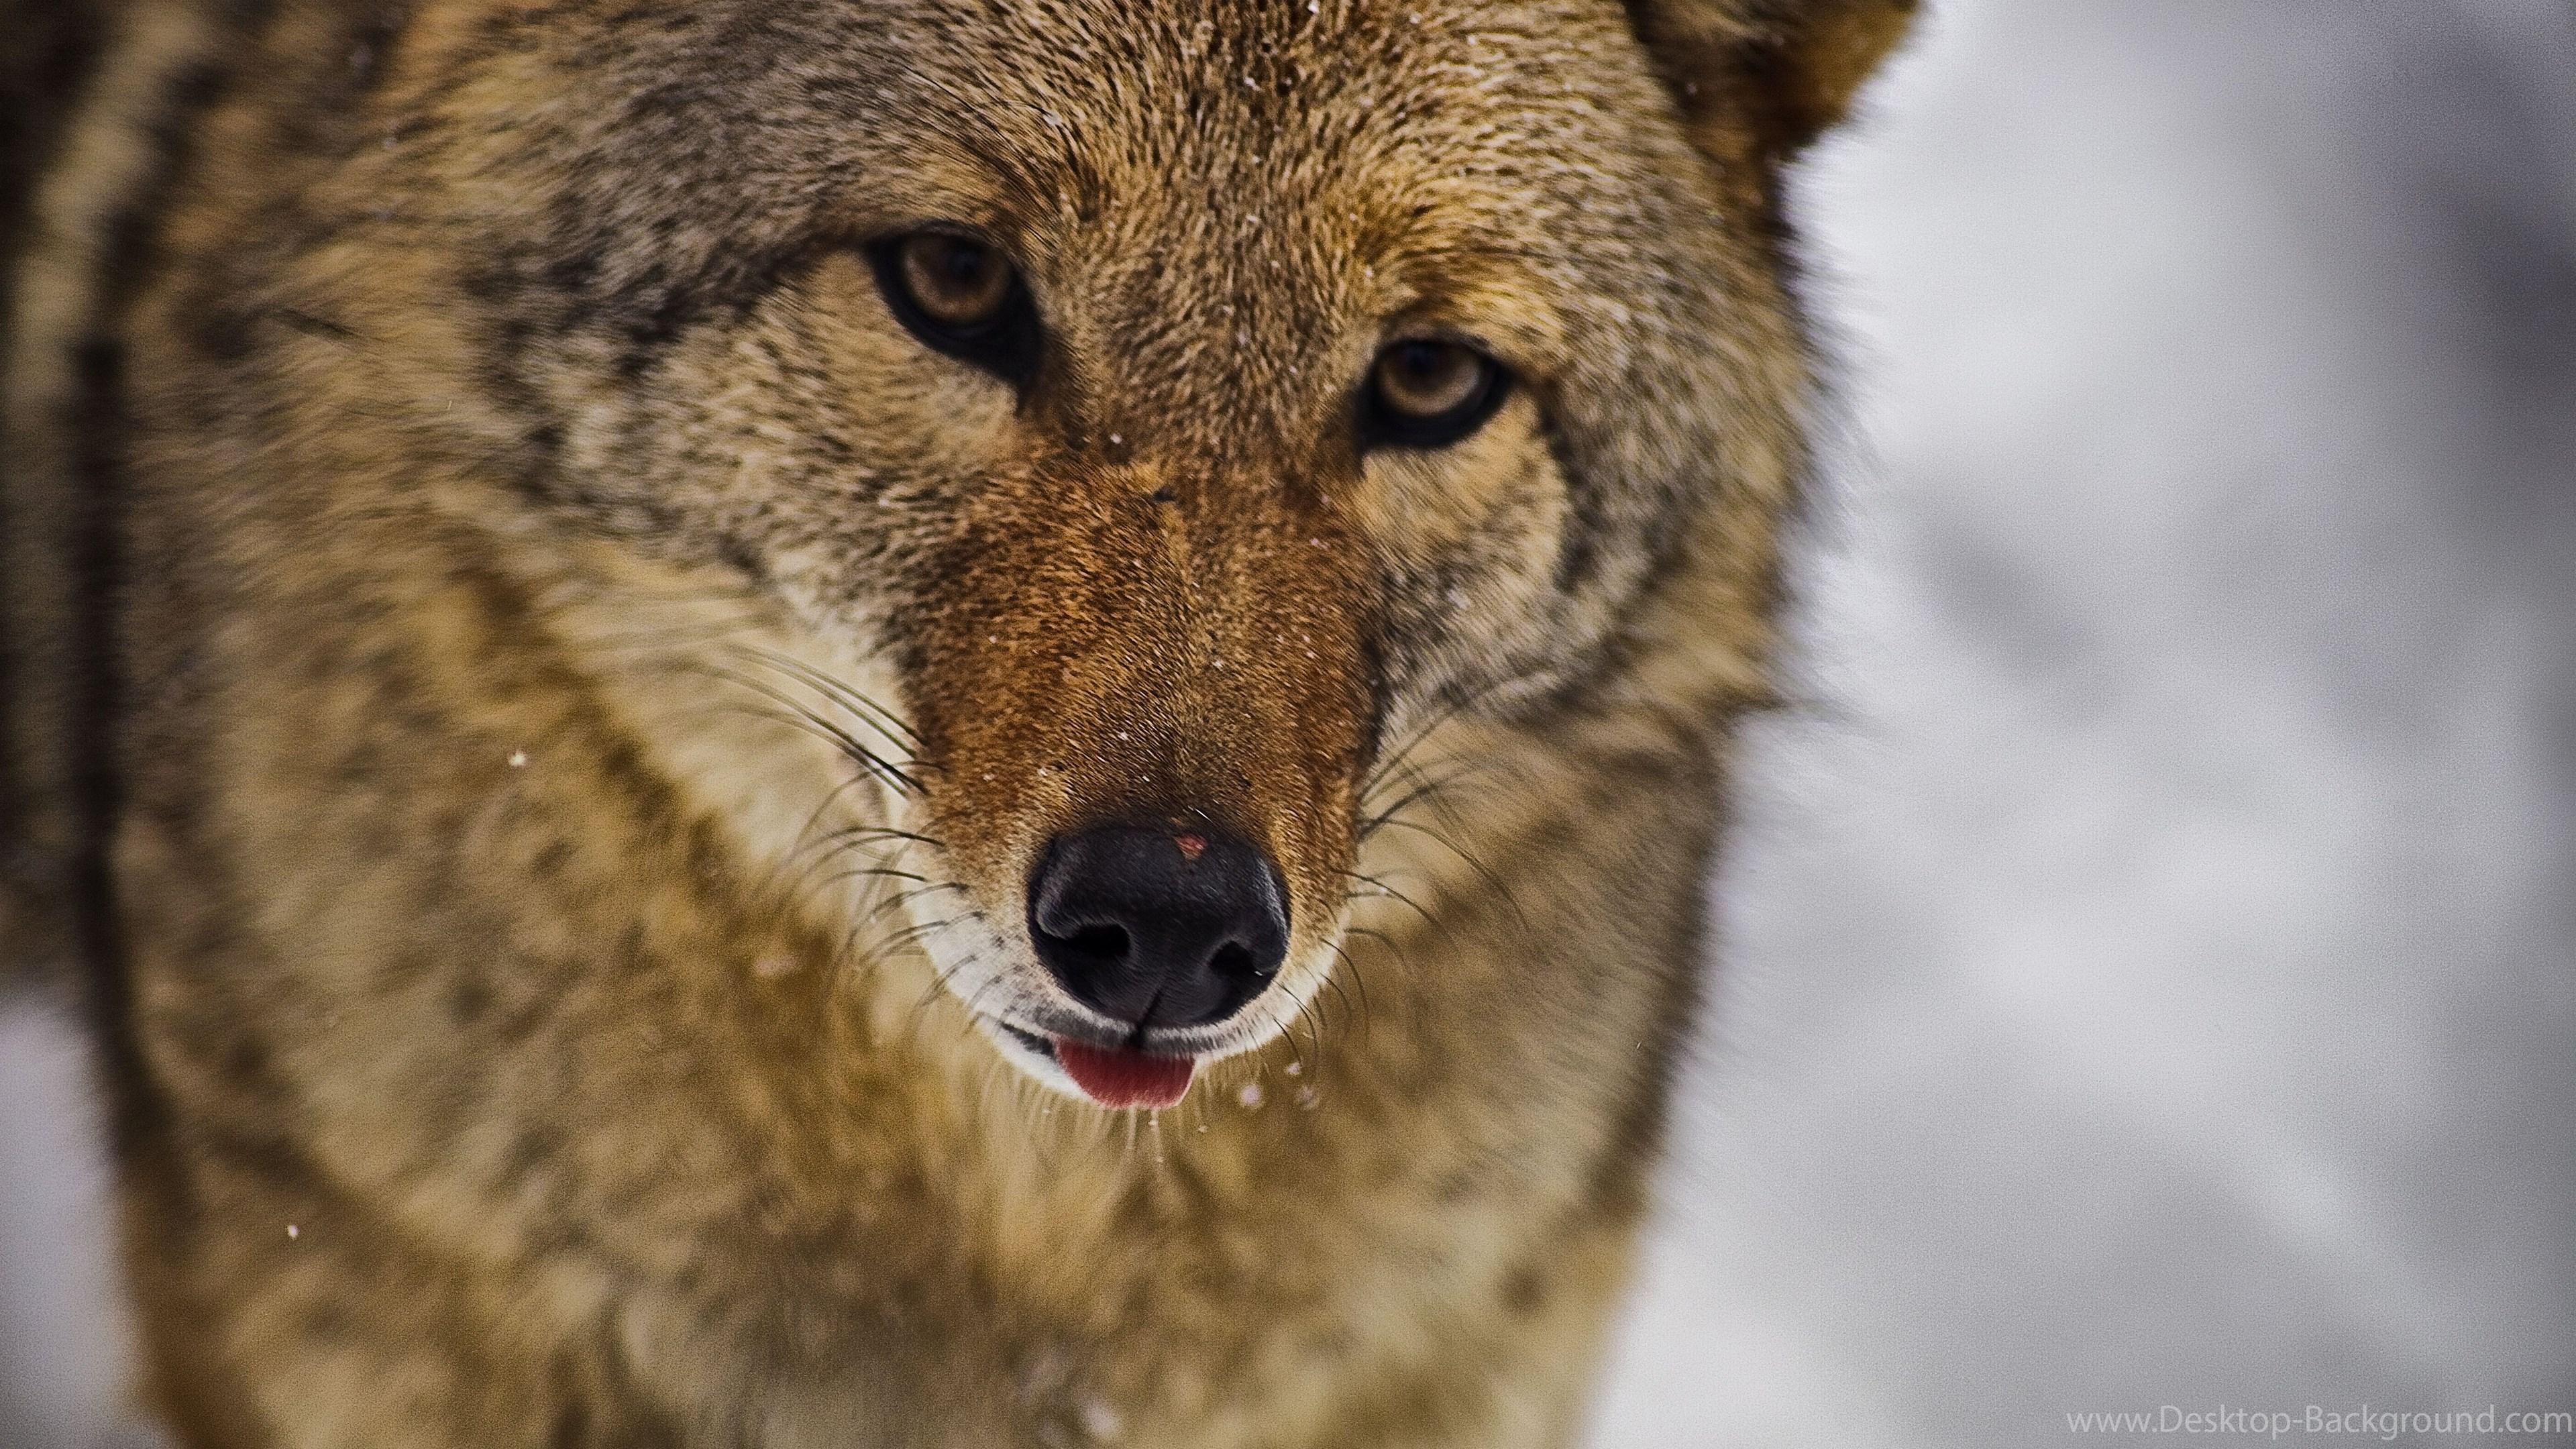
<box><xmin>1384</xmin><ymin>341</ymin><xmax>1479</xmax><ymax>415</ymax></box>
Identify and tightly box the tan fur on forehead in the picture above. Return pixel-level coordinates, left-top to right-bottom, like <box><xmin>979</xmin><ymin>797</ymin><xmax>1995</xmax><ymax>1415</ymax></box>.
<box><xmin>697</xmin><ymin>3</ymin><xmax>1737</xmax><ymax>477</ymax></box>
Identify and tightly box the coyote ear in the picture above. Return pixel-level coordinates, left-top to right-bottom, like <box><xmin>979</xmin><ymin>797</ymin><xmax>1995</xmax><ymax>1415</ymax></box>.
<box><xmin>1625</xmin><ymin>0</ymin><xmax>1919</xmax><ymax>166</ymax></box>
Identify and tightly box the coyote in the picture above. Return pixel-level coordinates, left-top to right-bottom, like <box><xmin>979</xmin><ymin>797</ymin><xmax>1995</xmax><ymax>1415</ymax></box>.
<box><xmin>1</xmin><ymin>1</ymin><xmax>1911</xmax><ymax>1443</ymax></box>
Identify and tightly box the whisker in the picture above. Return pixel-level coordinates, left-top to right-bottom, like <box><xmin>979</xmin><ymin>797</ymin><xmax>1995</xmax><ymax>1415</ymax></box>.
<box><xmin>1286</xmin><ymin>991</ymin><xmax>1327</xmax><ymax>1077</ymax></box>
<box><xmin>676</xmin><ymin>663</ymin><xmax>924</xmax><ymax>795</ymax></box>
<box><xmin>1357</xmin><ymin>757</ymin><xmax>1491</xmax><ymax>839</ymax></box>
<box><xmin>1352</xmin><ymin>814</ymin><xmax>1532</xmax><ymax>936</ymax></box>
<box><xmin>1360</xmin><ymin>671</ymin><xmax>1520</xmax><ymax>807</ymax></box>
<box><xmin>1341</xmin><ymin>922</ymin><xmax>1409</xmax><ymax>966</ymax></box>
<box><xmin>859</xmin><ymin>913</ymin><xmax>969</xmax><ymax>1004</ymax></box>
<box><xmin>1338</xmin><ymin>869</ymin><xmax>1438</xmax><ymax>930</ymax></box>
<box><xmin>1319</xmin><ymin>938</ymin><xmax>1370</xmax><ymax>1043</ymax></box>
<box><xmin>702</xmin><ymin>699</ymin><xmax>924</xmax><ymax>803</ymax></box>
<box><xmin>944</xmin><ymin>965</ymin><xmax>1011</xmax><ymax>1046</ymax></box>
<box><xmin>771</xmin><ymin>769</ymin><xmax>906</xmax><ymax>898</ymax></box>
<box><xmin>812</xmin><ymin>864</ymin><xmax>938</xmax><ymax>891</ymax></box>
<box><xmin>725</xmin><ymin>642</ymin><xmax>925</xmax><ymax>753</ymax></box>
<box><xmin>574</xmin><ymin>614</ymin><xmax>772</xmax><ymax>655</ymax></box>
<box><xmin>802</xmin><ymin>824</ymin><xmax>947</xmax><ymax>855</ymax></box>
<box><xmin>913</xmin><ymin>943</ymin><xmax>986</xmax><ymax>1023</ymax></box>
<box><xmin>849</xmin><ymin>883</ymin><xmax>966</xmax><ymax>943</ymax></box>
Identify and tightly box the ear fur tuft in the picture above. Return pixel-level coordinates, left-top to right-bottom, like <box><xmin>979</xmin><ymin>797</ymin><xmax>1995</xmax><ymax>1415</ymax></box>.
<box><xmin>1625</xmin><ymin>0</ymin><xmax>1919</xmax><ymax>167</ymax></box>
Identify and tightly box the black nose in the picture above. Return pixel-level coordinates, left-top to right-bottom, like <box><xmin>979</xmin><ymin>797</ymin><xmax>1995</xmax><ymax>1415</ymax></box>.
<box><xmin>1028</xmin><ymin>824</ymin><xmax>1289</xmax><ymax>1031</ymax></box>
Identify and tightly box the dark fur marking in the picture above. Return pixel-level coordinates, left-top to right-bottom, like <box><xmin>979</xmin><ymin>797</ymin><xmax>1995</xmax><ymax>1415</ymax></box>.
<box><xmin>66</xmin><ymin>354</ymin><xmax>143</xmax><ymax>1142</ymax></box>
<box><xmin>192</xmin><ymin>307</ymin><xmax>257</xmax><ymax>360</ymax></box>
<box><xmin>269</xmin><ymin>306</ymin><xmax>360</xmax><ymax>343</ymax></box>
<box><xmin>0</xmin><ymin>0</ymin><xmax>115</xmax><ymax>953</ymax></box>
<box><xmin>447</xmin><ymin>974</ymin><xmax>492</xmax><ymax>1026</ymax></box>
<box><xmin>548</xmin><ymin>1397</ymin><xmax>593</xmax><ymax>1449</ymax></box>
<box><xmin>499</xmin><ymin>1126</ymin><xmax>559</xmax><ymax>1188</ymax></box>
<box><xmin>1545</xmin><ymin>423</ymin><xmax>1603</xmax><ymax>594</ymax></box>
<box><xmin>531</xmin><ymin>838</ymin><xmax>574</xmax><ymax>879</ymax></box>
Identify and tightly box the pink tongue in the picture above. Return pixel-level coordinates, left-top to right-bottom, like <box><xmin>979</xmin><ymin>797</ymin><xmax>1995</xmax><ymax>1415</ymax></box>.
<box><xmin>1055</xmin><ymin>1039</ymin><xmax>1196</xmax><ymax>1109</ymax></box>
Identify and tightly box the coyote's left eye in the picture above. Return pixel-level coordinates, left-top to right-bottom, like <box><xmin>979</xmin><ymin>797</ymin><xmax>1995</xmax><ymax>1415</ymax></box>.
<box><xmin>1359</xmin><ymin>339</ymin><xmax>1509</xmax><ymax>450</ymax></box>
<box><xmin>869</xmin><ymin>229</ymin><xmax>1042</xmax><ymax>386</ymax></box>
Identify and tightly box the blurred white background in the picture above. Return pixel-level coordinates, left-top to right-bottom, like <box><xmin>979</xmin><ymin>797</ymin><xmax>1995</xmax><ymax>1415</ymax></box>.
<box><xmin>1591</xmin><ymin>1</ymin><xmax>2575</xmax><ymax>1444</ymax></box>
<box><xmin>5</xmin><ymin>1</ymin><xmax>2571</xmax><ymax>1445</ymax></box>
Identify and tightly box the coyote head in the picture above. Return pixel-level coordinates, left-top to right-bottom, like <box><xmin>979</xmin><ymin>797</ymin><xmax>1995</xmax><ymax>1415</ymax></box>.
<box><xmin>296</xmin><ymin>0</ymin><xmax>1909</xmax><ymax>1107</ymax></box>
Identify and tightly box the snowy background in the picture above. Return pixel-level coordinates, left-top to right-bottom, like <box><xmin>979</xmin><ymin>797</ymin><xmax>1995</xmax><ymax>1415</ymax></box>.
<box><xmin>5</xmin><ymin>1</ymin><xmax>2571</xmax><ymax>1444</ymax></box>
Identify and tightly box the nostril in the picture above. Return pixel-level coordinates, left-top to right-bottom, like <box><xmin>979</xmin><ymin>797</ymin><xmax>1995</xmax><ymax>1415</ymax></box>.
<box><xmin>1208</xmin><ymin>941</ymin><xmax>1260</xmax><ymax>981</ymax></box>
<box><xmin>1053</xmin><ymin>924</ymin><xmax>1129</xmax><ymax>965</ymax></box>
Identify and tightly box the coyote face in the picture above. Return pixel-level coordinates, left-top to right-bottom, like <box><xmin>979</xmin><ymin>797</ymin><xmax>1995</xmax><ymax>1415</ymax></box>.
<box><xmin>729</xmin><ymin>25</ymin><xmax>1678</xmax><ymax>1104</ymax></box>
<box><xmin>346</xmin><ymin>0</ymin><xmax>1887</xmax><ymax>1108</ymax></box>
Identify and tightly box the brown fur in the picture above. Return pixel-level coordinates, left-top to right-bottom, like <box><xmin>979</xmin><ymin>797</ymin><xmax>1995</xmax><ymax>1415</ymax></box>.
<box><xmin>1</xmin><ymin>0</ymin><xmax>1911</xmax><ymax>1443</ymax></box>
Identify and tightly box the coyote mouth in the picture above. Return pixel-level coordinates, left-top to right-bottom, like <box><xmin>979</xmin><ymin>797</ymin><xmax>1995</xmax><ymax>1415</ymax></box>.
<box><xmin>1051</xmin><ymin>1039</ymin><xmax>1196</xmax><ymax>1108</ymax></box>
<box><xmin>995</xmin><ymin>1022</ymin><xmax>1198</xmax><ymax>1109</ymax></box>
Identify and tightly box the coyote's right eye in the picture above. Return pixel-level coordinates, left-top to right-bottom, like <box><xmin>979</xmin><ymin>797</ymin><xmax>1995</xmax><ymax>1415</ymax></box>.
<box><xmin>868</xmin><ymin>229</ymin><xmax>1042</xmax><ymax>386</ymax></box>
<box><xmin>1358</xmin><ymin>339</ymin><xmax>1509</xmax><ymax>451</ymax></box>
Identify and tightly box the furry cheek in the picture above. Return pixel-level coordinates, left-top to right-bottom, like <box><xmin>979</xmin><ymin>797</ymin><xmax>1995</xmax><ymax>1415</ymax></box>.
<box><xmin>1349</xmin><ymin>394</ymin><xmax>1574</xmax><ymax>680</ymax></box>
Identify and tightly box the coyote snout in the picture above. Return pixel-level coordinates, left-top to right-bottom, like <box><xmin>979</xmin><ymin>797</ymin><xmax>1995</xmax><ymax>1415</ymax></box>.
<box><xmin>895</xmin><ymin>455</ymin><xmax>1377</xmax><ymax>1108</ymax></box>
<box><xmin>1018</xmin><ymin>823</ymin><xmax>1290</xmax><ymax>1104</ymax></box>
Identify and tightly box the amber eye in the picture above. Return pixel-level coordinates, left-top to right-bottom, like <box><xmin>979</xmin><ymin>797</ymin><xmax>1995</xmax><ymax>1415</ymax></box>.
<box><xmin>896</xmin><ymin>233</ymin><xmax>1012</xmax><ymax>327</ymax></box>
<box><xmin>869</xmin><ymin>229</ymin><xmax>1041</xmax><ymax>384</ymax></box>
<box><xmin>1360</xmin><ymin>339</ymin><xmax>1508</xmax><ymax>449</ymax></box>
